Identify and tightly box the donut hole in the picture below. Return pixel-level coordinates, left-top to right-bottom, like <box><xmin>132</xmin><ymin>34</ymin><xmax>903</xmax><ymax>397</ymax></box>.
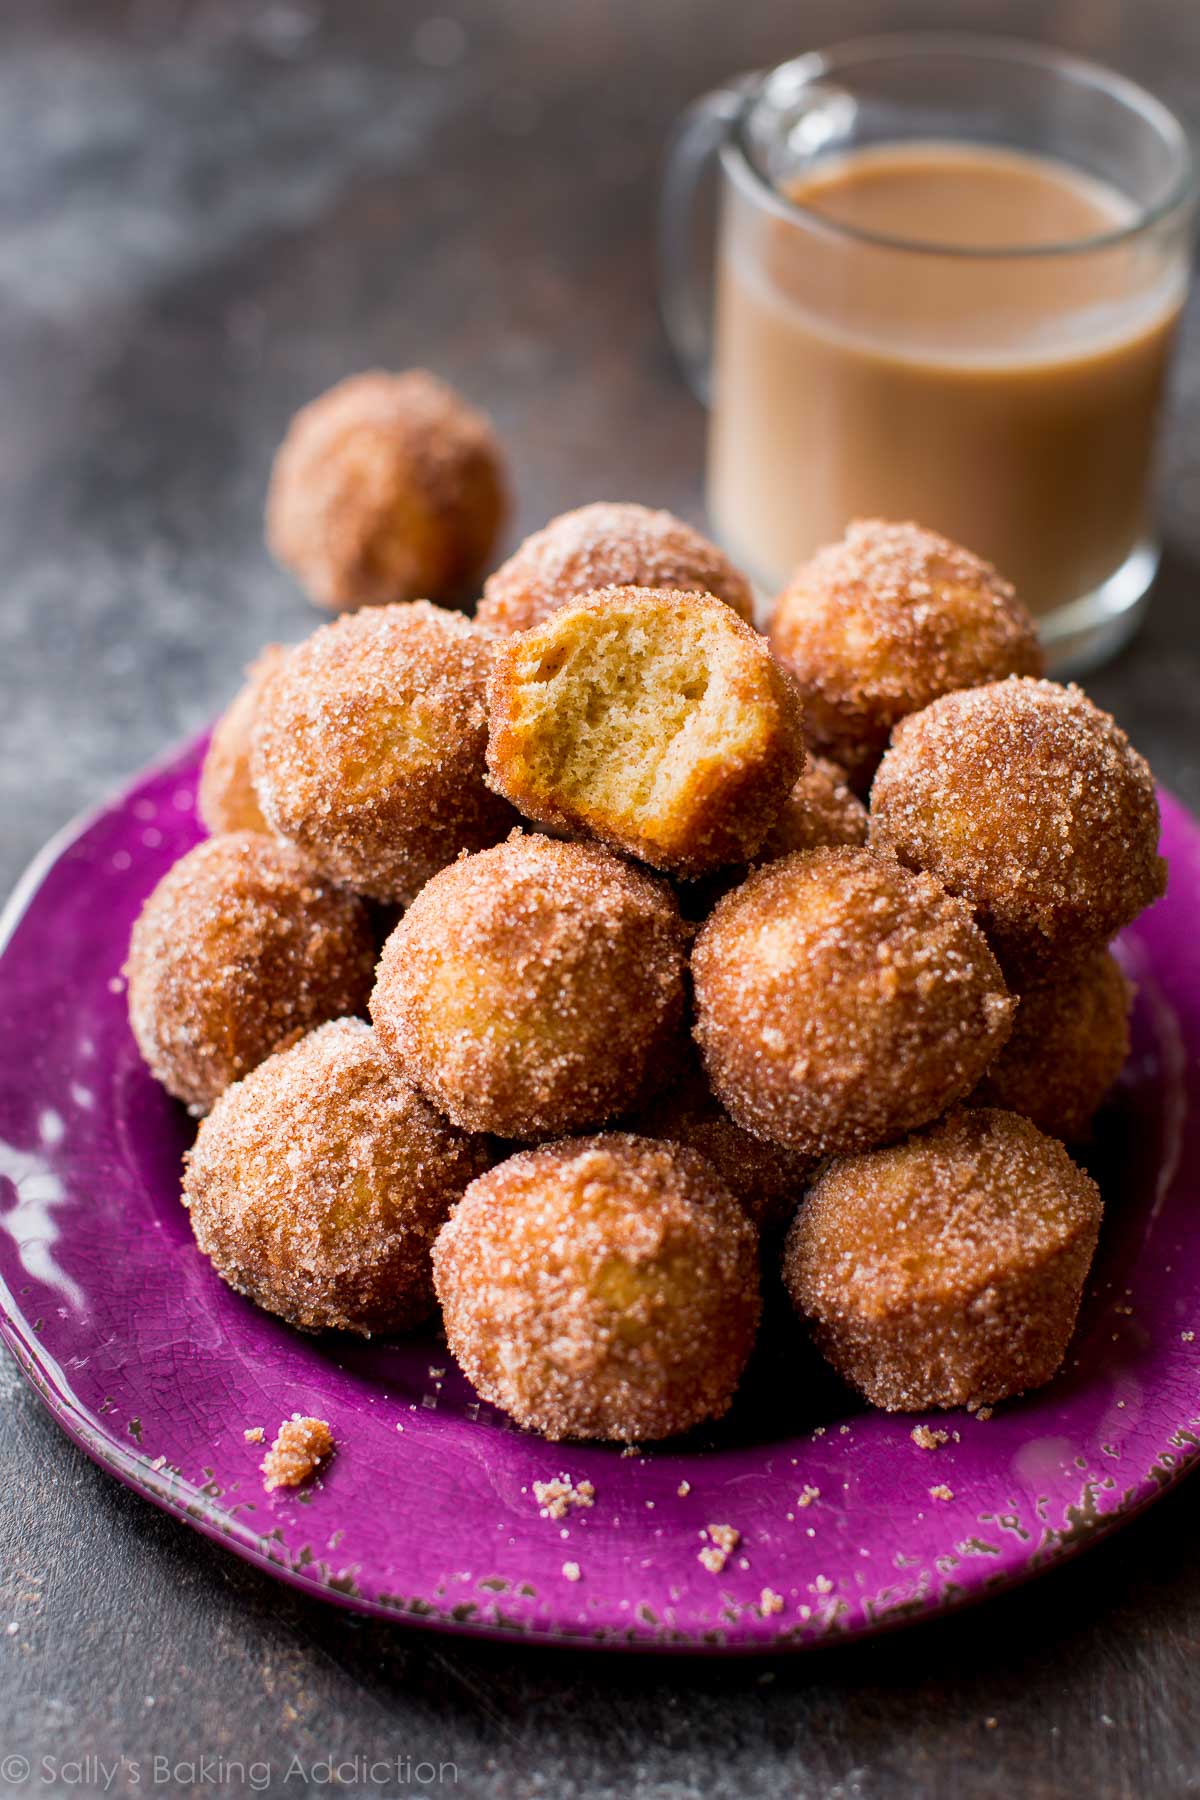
<box><xmin>336</xmin><ymin>697</ymin><xmax>445</xmax><ymax>802</ymax></box>
<box><xmin>500</xmin><ymin>601</ymin><xmax>767</xmax><ymax>846</ymax></box>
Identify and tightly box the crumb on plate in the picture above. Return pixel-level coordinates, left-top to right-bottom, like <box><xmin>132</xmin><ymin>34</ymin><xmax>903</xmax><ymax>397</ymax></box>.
<box><xmin>532</xmin><ymin>1474</ymin><xmax>596</xmax><ymax>1519</ymax></box>
<box><xmin>911</xmin><ymin>1425</ymin><xmax>950</xmax><ymax>1451</ymax></box>
<box><xmin>261</xmin><ymin>1414</ymin><xmax>334</xmax><ymax>1492</ymax></box>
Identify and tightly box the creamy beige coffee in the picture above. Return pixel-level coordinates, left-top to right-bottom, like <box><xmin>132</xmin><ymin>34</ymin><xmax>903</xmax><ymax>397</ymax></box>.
<box><xmin>708</xmin><ymin>142</ymin><xmax>1184</xmax><ymax>614</ymax></box>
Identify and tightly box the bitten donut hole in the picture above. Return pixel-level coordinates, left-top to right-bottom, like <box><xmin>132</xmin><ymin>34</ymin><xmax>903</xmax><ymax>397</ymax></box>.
<box><xmin>503</xmin><ymin>604</ymin><xmax>760</xmax><ymax>842</ymax></box>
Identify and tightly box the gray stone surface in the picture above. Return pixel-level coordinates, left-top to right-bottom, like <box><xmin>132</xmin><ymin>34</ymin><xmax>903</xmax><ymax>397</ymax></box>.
<box><xmin>1</xmin><ymin>2</ymin><xmax>1199</xmax><ymax>1796</ymax></box>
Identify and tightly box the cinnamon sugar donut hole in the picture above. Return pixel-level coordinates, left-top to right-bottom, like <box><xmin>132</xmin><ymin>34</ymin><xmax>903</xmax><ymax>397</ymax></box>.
<box><xmin>266</xmin><ymin>370</ymin><xmax>507</xmax><ymax>611</ymax></box>
<box><xmin>759</xmin><ymin>754</ymin><xmax>868</xmax><ymax>861</ymax></box>
<box><xmin>476</xmin><ymin>501</ymin><xmax>753</xmax><ymax>636</ymax></box>
<box><xmin>627</xmin><ymin>1049</ymin><xmax>811</xmax><ymax>1233</ymax></box>
<box><xmin>972</xmin><ymin>948</ymin><xmax>1133</xmax><ymax>1142</ymax></box>
<box><xmin>784</xmin><ymin>1107</ymin><xmax>1103</xmax><ymax>1411</ymax></box>
<box><xmin>185</xmin><ymin>1019</ymin><xmax>492</xmax><ymax>1335</ymax></box>
<box><xmin>251</xmin><ymin>601</ymin><xmax>515</xmax><ymax>904</ymax></box>
<box><xmin>869</xmin><ymin>678</ymin><xmax>1166</xmax><ymax>977</ymax></box>
<box><xmin>692</xmin><ymin>847</ymin><xmax>1013</xmax><ymax>1158</ymax></box>
<box><xmin>433</xmin><ymin>1133</ymin><xmax>761</xmax><ymax>1442</ymax></box>
<box><xmin>671</xmin><ymin>754</ymin><xmax>868</xmax><ymax>925</ymax></box>
<box><xmin>198</xmin><ymin>645</ymin><xmax>286</xmax><ymax>836</ymax></box>
<box><xmin>125</xmin><ymin>833</ymin><xmax>375</xmax><ymax>1113</ymax></box>
<box><xmin>486</xmin><ymin>586</ymin><xmax>806</xmax><ymax>877</ymax></box>
<box><xmin>370</xmin><ymin>834</ymin><xmax>688</xmax><ymax>1140</ymax></box>
<box><xmin>769</xmin><ymin>520</ymin><xmax>1042</xmax><ymax>790</ymax></box>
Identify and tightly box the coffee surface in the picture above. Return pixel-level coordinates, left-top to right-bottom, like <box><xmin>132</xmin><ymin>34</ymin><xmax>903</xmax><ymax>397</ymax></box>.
<box><xmin>793</xmin><ymin>140</ymin><xmax>1132</xmax><ymax>250</ymax></box>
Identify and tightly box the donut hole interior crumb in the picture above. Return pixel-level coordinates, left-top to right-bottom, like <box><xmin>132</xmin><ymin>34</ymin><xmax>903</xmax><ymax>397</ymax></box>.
<box><xmin>511</xmin><ymin>605</ymin><xmax>763</xmax><ymax>834</ymax></box>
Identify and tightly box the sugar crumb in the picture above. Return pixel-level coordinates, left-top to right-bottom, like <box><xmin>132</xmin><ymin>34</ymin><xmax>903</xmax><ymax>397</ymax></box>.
<box><xmin>677</xmin><ymin>1480</ymin><xmax>691</xmax><ymax>1497</ymax></box>
<box><xmin>929</xmin><ymin>1483</ymin><xmax>954</xmax><ymax>1502</ymax></box>
<box><xmin>243</xmin><ymin>1427</ymin><xmax>264</xmax><ymax>1444</ymax></box>
<box><xmin>911</xmin><ymin>1425</ymin><xmax>949</xmax><ymax>1451</ymax></box>
<box><xmin>532</xmin><ymin>1474</ymin><xmax>595</xmax><ymax>1520</ymax></box>
<box><xmin>261</xmin><ymin>1414</ymin><xmax>333</xmax><ymax>1492</ymax></box>
<box><xmin>760</xmin><ymin>1587</ymin><xmax>784</xmax><ymax>1617</ymax></box>
<box><xmin>797</xmin><ymin>1484</ymin><xmax>820</xmax><ymax>1507</ymax></box>
<box><xmin>698</xmin><ymin>1522</ymin><xmax>741</xmax><ymax>1574</ymax></box>
<box><xmin>562</xmin><ymin>1561</ymin><xmax>581</xmax><ymax>1583</ymax></box>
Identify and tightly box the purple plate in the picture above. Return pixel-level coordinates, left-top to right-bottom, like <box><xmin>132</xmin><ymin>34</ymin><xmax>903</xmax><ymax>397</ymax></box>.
<box><xmin>1</xmin><ymin>737</ymin><xmax>1199</xmax><ymax>1653</ymax></box>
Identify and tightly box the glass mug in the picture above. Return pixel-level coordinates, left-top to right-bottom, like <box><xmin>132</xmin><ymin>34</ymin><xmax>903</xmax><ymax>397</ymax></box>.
<box><xmin>659</xmin><ymin>34</ymin><xmax>1194</xmax><ymax>671</ymax></box>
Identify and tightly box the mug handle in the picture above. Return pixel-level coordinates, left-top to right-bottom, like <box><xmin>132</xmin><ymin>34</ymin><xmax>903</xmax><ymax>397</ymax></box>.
<box><xmin>658</xmin><ymin>77</ymin><xmax>758</xmax><ymax>405</ymax></box>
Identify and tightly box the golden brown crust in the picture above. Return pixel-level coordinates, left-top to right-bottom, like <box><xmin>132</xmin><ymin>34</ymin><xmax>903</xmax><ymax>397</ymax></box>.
<box><xmin>432</xmin><ymin>1133</ymin><xmax>761</xmax><ymax>1441</ymax></box>
<box><xmin>668</xmin><ymin>754</ymin><xmax>869</xmax><ymax>925</ymax></box>
<box><xmin>198</xmin><ymin>646</ymin><xmax>286</xmax><ymax>836</ymax></box>
<box><xmin>768</xmin><ymin>520</ymin><xmax>1043</xmax><ymax>789</ymax></box>
<box><xmin>625</xmin><ymin>1048</ymin><xmax>811</xmax><ymax>1232</ymax></box>
<box><xmin>185</xmin><ymin>1019</ymin><xmax>492</xmax><ymax>1335</ymax></box>
<box><xmin>477</xmin><ymin>502</ymin><xmax>754</xmax><ymax>635</ymax></box>
<box><xmin>783</xmin><ymin>1108</ymin><xmax>1103</xmax><ymax>1410</ymax></box>
<box><xmin>971</xmin><ymin>948</ymin><xmax>1133</xmax><ymax>1141</ymax></box>
<box><xmin>692</xmin><ymin>847</ymin><xmax>1014</xmax><ymax>1157</ymax></box>
<box><xmin>759</xmin><ymin>754</ymin><xmax>869</xmax><ymax>861</ymax></box>
<box><xmin>370</xmin><ymin>833</ymin><xmax>689</xmax><ymax>1139</ymax></box>
<box><xmin>869</xmin><ymin>677</ymin><xmax>1166</xmax><ymax>976</ymax></box>
<box><xmin>266</xmin><ymin>369</ymin><xmax>508</xmax><ymax>611</ymax></box>
<box><xmin>486</xmin><ymin>585</ymin><xmax>807</xmax><ymax>877</ymax></box>
<box><xmin>250</xmin><ymin>600</ymin><xmax>516</xmax><ymax>904</ymax></box>
<box><xmin>124</xmin><ymin>833</ymin><xmax>376</xmax><ymax>1113</ymax></box>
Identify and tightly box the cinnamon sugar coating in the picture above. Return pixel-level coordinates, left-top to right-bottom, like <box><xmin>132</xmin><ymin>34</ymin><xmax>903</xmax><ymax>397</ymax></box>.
<box><xmin>433</xmin><ymin>1133</ymin><xmax>761</xmax><ymax>1441</ymax></box>
<box><xmin>971</xmin><ymin>947</ymin><xmax>1133</xmax><ymax>1142</ymax></box>
<box><xmin>370</xmin><ymin>834</ymin><xmax>688</xmax><ymax>1139</ymax></box>
<box><xmin>669</xmin><ymin>754</ymin><xmax>868</xmax><ymax>925</ymax></box>
<box><xmin>784</xmin><ymin>1108</ymin><xmax>1103</xmax><ymax>1410</ymax></box>
<box><xmin>266</xmin><ymin>369</ymin><xmax>507</xmax><ymax>611</ymax></box>
<box><xmin>626</xmin><ymin>1047</ymin><xmax>811</xmax><ymax>1232</ymax></box>
<box><xmin>125</xmin><ymin>833</ymin><xmax>375</xmax><ymax>1113</ymax></box>
<box><xmin>477</xmin><ymin>502</ymin><xmax>753</xmax><ymax>635</ymax></box>
<box><xmin>198</xmin><ymin>645</ymin><xmax>286</xmax><ymax>836</ymax></box>
<box><xmin>692</xmin><ymin>847</ymin><xmax>1013</xmax><ymax>1157</ymax></box>
<box><xmin>769</xmin><ymin>520</ymin><xmax>1042</xmax><ymax>789</ymax></box>
<box><xmin>486</xmin><ymin>586</ymin><xmax>806</xmax><ymax>877</ymax></box>
<box><xmin>185</xmin><ymin>1019</ymin><xmax>492</xmax><ymax>1335</ymax></box>
<box><xmin>250</xmin><ymin>601</ymin><xmax>515</xmax><ymax>904</ymax></box>
<box><xmin>869</xmin><ymin>678</ymin><xmax>1166</xmax><ymax>976</ymax></box>
<box><xmin>759</xmin><ymin>754</ymin><xmax>869</xmax><ymax>861</ymax></box>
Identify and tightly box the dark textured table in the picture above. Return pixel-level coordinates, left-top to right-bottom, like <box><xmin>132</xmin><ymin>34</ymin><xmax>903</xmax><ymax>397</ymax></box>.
<box><xmin>2</xmin><ymin>3</ymin><xmax>1199</xmax><ymax>1796</ymax></box>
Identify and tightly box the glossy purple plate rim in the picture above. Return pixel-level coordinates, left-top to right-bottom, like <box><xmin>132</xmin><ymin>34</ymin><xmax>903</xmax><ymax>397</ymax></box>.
<box><xmin>1</xmin><ymin>736</ymin><xmax>1198</xmax><ymax>1655</ymax></box>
